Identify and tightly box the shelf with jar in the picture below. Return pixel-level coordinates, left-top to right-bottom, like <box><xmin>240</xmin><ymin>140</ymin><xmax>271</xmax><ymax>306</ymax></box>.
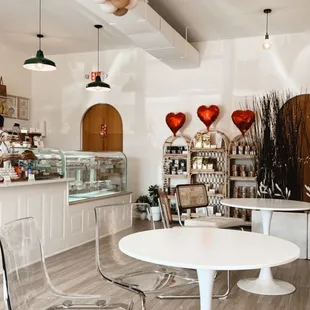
<box><xmin>162</xmin><ymin>135</ymin><xmax>191</xmax><ymax>210</ymax></box>
<box><xmin>228</xmin><ymin>134</ymin><xmax>258</xmax><ymax>223</ymax></box>
<box><xmin>189</xmin><ymin>130</ymin><xmax>230</xmax><ymax>216</ymax></box>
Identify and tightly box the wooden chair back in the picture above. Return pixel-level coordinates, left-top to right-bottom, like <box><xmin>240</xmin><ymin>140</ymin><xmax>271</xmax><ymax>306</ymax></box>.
<box><xmin>175</xmin><ymin>184</ymin><xmax>208</xmax><ymax>216</ymax></box>
<box><xmin>158</xmin><ymin>189</ymin><xmax>173</xmax><ymax>228</ymax></box>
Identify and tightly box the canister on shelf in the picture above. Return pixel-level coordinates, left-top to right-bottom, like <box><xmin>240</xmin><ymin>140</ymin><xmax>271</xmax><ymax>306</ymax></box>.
<box><xmin>240</xmin><ymin>170</ymin><xmax>247</xmax><ymax>177</ymax></box>
<box><xmin>231</xmin><ymin>144</ymin><xmax>237</xmax><ymax>155</ymax></box>
<box><xmin>232</xmin><ymin>171</ymin><xmax>238</xmax><ymax>177</ymax></box>
<box><xmin>239</xmin><ymin>164</ymin><xmax>246</xmax><ymax>172</ymax></box>
<box><xmin>238</xmin><ymin>143</ymin><xmax>244</xmax><ymax>154</ymax></box>
<box><xmin>231</xmin><ymin>164</ymin><xmax>238</xmax><ymax>171</ymax></box>
<box><xmin>241</xmin><ymin>186</ymin><xmax>247</xmax><ymax>198</ymax></box>
<box><xmin>245</xmin><ymin>145</ymin><xmax>250</xmax><ymax>155</ymax></box>
<box><xmin>241</xmin><ymin>209</ymin><xmax>247</xmax><ymax>221</ymax></box>
<box><xmin>248</xmin><ymin>170</ymin><xmax>255</xmax><ymax>177</ymax></box>
<box><xmin>233</xmin><ymin>186</ymin><xmax>238</xmax><ymax>198</ymax></box>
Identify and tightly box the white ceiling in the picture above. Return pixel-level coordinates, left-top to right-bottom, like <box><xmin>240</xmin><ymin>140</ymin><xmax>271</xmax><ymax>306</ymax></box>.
<box><xmin>148</xmin><ymin>0</ymin><xmax>310</xmax><ymax>42</ymax></box>
<box><xmin>1</xmin><ymin>0</ymin><xmax>310</xmax><ymax>55</ymax></box>
<box><xmin>0</xmin><ymin>0</ymin><xmax>133</xmax><ymax>55</ymax></box>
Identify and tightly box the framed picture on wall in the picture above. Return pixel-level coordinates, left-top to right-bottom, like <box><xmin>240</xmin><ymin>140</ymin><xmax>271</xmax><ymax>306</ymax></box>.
<box><xmin>0</xmin><ymin>95</ymin><xmax>18</xmax><ymax>118</ymax></box>
<box><xmin>18</xmin><ymin>96</ymin><xmax>30</xmax><ymax>120</ymax></box>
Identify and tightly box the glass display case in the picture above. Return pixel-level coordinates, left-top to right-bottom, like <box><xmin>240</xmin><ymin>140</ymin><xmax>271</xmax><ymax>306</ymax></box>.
<box><xmin>63</xmin><ymin>151</ymin><xmax>127</xmax><ymax>203</ymax></box>
<box><xmin>0</xmin><ymin>147</ymin><xmax>64</xmax><ymax>181</ymax></box>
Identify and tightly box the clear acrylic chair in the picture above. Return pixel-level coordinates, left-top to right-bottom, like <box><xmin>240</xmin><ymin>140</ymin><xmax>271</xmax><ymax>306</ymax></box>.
<box><xmin>0</xmin><ymin>217</ymin><xmax>134</xmax><ymax>310</ymax></box>
<box><xmin>94</xmin><ymin>203</ymin><xmax>198</xmax><ymax>310</ymax></box>
<box><xmin>158</xmin><ymin>187</ymin><xmax>232</xmax><ymax>299</ymax></box>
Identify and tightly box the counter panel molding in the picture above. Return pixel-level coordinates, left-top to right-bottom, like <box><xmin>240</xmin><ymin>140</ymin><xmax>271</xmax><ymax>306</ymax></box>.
<box><xmin>0</xmin><ymin>179</ymin><xmax>132</xmax><ymax>271</ymax></box>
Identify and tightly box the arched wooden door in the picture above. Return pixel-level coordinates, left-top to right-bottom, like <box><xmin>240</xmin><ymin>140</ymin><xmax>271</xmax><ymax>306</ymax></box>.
<box><xmin>82</xmin><ymin>104</ymin><xmax>123</xmax><ymax>152</ymax></box>
<box><xmin>277</xmin><ymin>94</ymin><xmax>310</xmax><ymax>202</ymax></box>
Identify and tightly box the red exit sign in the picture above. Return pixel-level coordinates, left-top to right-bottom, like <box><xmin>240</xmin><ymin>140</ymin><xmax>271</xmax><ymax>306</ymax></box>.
<box><xmin>90</xmin><ymin>71</ymin><xmax>102</xmax><ymax>81</ymax></box>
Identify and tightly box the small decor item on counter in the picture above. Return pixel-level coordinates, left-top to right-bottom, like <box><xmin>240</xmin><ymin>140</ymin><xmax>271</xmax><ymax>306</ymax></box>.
<box><xmin>197</xmin><ymin>105</ymin><xmax>220</xmax><ymax>131</ymax></box>
<box><xmin>165</xmin><ymin>112</ymin><xmax>186</xmax><ymax>136</ymax></box>
<box><xmin>231</xmin><ymin>110</ymin><xmax>255</xmax><ymax>135</ymax></box>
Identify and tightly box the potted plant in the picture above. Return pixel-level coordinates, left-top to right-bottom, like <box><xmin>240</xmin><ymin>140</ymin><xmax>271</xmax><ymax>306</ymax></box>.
<box><xmin>135</xmin><ymin>195</ymin><xmax>151</xmax><ymax>220</ymax></box>
<box><xmin>148</xmin><ymin>185</ymin><xmax>161</xmax><ymax>222</ymax></box>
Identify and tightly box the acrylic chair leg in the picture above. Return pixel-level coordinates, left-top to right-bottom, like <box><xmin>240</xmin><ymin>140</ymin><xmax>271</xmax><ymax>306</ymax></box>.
<box><xmin>141</xmin><ymin>295</ymin><xmax>147</xmax><ymax>310</ymax></box>
<box><xmin>156</xmin><ymin>271</ymin><xmax>230</xmax><ymax>300</ymax></box>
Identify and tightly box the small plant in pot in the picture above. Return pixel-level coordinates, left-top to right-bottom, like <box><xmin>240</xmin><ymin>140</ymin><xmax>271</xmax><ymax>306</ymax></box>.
<box><xmin>135</xmin><ymin>195</ymin><xmax>151</xmax><ymax>220</ymax></box>
<box><xmin>148</xmin><ymin>185</ymin><xmax>161</xmax><ymax>222</ymax></box>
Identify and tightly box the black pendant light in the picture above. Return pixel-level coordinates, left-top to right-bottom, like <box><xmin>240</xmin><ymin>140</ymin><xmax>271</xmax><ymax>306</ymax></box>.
<box><xmin>23</xmin><ymin>0</ymin><xmax>56</xmax><ymax>71</ymax></box>
<box><xmin>262</xmin><ymin>9</ymin><xmax>272</xmax><ymax>50</ymax></box>
<box><xmin>86</xmin><ymin>25</ymin><xmax>111</xmax><ymax>92</ymax></box>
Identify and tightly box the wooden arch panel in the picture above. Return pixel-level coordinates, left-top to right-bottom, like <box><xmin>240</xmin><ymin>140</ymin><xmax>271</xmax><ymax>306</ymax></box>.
<box><xmin>277</xmin><ymin>94</ymin><xmax>310</xmax><ymax>202</ymax></box>
<box><xmin>82</xmin><ymin>103</ymin><xmax>123</xmax><ymax>152</ymax></box>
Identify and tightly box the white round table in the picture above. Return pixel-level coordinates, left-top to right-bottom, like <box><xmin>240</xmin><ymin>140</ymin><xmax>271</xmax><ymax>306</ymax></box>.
<box><xmin>221</xmin><ymin>198</ymin><xmax>310</xmax><ymax>296</ymax></box>
<box><xmin>119</xmin><ymin>227</ymin><xmax>299</xmax><ymax>310</ymax></box>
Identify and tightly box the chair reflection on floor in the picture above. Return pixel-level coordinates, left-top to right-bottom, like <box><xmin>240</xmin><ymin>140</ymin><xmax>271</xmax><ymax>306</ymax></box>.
<box><xmin>0</xmin><ymin>217</ymin><xmax>134</xmax><ymax>310</ymax></box>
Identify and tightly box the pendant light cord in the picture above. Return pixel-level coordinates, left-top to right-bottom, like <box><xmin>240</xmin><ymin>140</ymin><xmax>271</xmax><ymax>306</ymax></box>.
<box><xmin>38</xmin><ymin>0</ymin><xmax>42</xmax><ymax>50</ymax></box>
<box><xmin>265</xmin><ymin>12</ymin><xmax>269</xmax><ymax>35</ymax></box>
<box><xmin>97</xmin><ymin>26</ymin><xmax>100</xmax><ymax>72</ymax></box>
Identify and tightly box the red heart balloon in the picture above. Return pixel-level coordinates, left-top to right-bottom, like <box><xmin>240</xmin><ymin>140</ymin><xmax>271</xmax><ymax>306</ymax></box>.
<box><xmin>231</xmin><ymin>110</ymin><xmax>255</xmax><ymax>135</ymax></box>
<box><xmin>165</xmin><ymin>113</ymin><xmax>186</xmax><ymax>136</ymax></box>
<box><xmin>197</xmin><ymin>105</ymin><xmax>220</xmax><ymax>130</ymax></box>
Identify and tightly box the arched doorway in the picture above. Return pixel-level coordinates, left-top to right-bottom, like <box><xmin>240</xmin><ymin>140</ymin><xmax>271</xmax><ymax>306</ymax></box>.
<box><xmin>82</xmin><ymin>104</ymin><xmax>123</xmax><ymax>152</ymax></box>
<box><xmin>276</xmin><ymin>94</ymin><xmax>310</xmax><ymax>202</ymax></box>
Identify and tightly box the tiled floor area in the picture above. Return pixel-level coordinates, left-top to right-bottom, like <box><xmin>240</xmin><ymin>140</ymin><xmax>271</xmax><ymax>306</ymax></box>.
<box><xmin>0</xmin><ymin>220</ymin><xmax>310</xmax><ymax>309</ymax></box>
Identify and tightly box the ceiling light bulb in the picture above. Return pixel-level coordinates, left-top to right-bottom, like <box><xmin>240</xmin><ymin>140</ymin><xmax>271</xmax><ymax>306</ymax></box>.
<box><xmin>35</xmin><ymin>63</ymin><xmax>44</xmax><ymax>70</ymax></box>
<box><xmin>262</xmin><ymin>39</ymin><xmax>272</xmax><ymax>50</ymax></box>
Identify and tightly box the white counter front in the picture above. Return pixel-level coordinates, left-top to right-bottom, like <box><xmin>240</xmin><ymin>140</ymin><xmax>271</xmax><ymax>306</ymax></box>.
<box><xmin>0</xmin><ymin>179</ymin><xmax>132</xmax><ymax>259</ymax></box>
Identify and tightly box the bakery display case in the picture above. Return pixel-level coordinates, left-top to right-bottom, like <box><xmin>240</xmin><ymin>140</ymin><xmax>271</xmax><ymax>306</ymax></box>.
<box><xmin>63</xmin><ymin>151</ymin><xmax>127</xmax><ymax>203</ymax></box>
<box><xmin>0</xmin><ymin>147</ymin><xmax>64</xmax><ymax>181</ymax></box>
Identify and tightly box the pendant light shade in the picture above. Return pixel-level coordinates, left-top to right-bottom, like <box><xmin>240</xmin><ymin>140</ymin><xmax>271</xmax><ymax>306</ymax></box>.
<box><xmin>262</xmin><ymin>9</ymin><xmax>272</xmax><ymax>50</ymax></box>
<box><xmin>86</xmin><ymin>25</ymin><xmax>111</xmax><ymax>92</ymax></box>
<box><xmin>86</xmin><ymin>75</ymin><xmax>111</xmax><ymax>92</ymax></box>
<box><xmin>23</xmin><ymin>0</ymin><xmax>56</xmax><ymax>71</ymax></box>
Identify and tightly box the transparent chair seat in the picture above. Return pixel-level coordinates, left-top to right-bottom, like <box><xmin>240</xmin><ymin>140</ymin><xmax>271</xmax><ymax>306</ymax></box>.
<box><xmin>95</xmin><ymin>203</ymin><xmax>198</xmax><ymax>309</ymax></box>
<box><xmin>0</xmin><ymin>217</ymin><xmax>134</xmax><ymax>310</ymax></box>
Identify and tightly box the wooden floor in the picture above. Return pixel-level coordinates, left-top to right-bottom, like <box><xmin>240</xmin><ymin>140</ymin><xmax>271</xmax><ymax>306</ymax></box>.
<box><xmin>1</xmin><ymin>220</ymin><xmax>310</xmax><ymax>309</ymax></box>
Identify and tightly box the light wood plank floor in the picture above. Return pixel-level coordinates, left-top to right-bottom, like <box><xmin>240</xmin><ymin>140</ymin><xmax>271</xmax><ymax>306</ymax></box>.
<box><xmin>1</xmin><ymin>220</ymin><xmax>310</xmax><ymax>309</ymax></box>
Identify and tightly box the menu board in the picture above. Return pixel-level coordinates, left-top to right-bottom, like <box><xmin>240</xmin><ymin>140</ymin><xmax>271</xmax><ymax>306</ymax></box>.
<box><xmin>177</xmin><ymin>184</ymin><xmax>208</xmax><ymax>209</ymax></box>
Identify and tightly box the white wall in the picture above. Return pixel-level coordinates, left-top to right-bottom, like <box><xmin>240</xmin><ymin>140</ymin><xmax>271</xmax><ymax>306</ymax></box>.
<box><xmin>31</xmin><ymin>32</ymin><xmax>310</xmax><ymax>198</ymax></box>
<box><xmin>0</xmin><ymin>45</ymin><xmax>32</xmax><ymax>128</ymax></box>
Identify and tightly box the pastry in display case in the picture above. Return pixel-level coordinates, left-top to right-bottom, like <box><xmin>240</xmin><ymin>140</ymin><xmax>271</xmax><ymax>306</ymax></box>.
<box><xmin>63</xmin><ymin>151</ymin><xmax>127</xmax><ymax>203</ymax></box>
<box><xmin>0</xmin><ymin>147</ymin><xmax>64</xmax><ymax>181</ymax></box>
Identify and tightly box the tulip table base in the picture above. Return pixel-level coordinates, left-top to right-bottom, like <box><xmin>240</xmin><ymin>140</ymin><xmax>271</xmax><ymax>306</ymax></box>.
<box><xmin>237</xmin><ymin>267</ymin><xmax>296</xmax><ymax>295</ymax></box>
<box><xmin>238</xmin><ymin>209</ymin><xmax>296</xmax><ymax>296</ymax></box>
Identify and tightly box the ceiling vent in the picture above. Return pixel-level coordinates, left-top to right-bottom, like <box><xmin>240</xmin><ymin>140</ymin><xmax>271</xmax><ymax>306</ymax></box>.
<box><xmin>75</xmin><ymin>0</ymin><xmax>200</xmax><ymax>69</ymax></box>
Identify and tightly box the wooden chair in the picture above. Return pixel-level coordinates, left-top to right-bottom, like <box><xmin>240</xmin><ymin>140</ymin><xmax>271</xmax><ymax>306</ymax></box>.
<box><xmin>175</xmin><ymin>183</ymin><xmax>245</xmax><ymax>228</ymax></box>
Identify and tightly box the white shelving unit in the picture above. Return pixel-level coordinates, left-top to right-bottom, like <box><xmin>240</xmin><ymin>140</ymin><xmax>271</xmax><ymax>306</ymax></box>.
<box><xmin>162</xmin><ymin>135</ymin><xmax>191</xmax><ymax>220</ymax></box>
<box><xmin>228</xmin><ymin>134</ymin><xmax>257</xmax><ymax>225</ymax></box>
<box><xmin>189</xmin><ymin>129</ymin><xmax>230</xmax><ymax>216</ymax></box>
